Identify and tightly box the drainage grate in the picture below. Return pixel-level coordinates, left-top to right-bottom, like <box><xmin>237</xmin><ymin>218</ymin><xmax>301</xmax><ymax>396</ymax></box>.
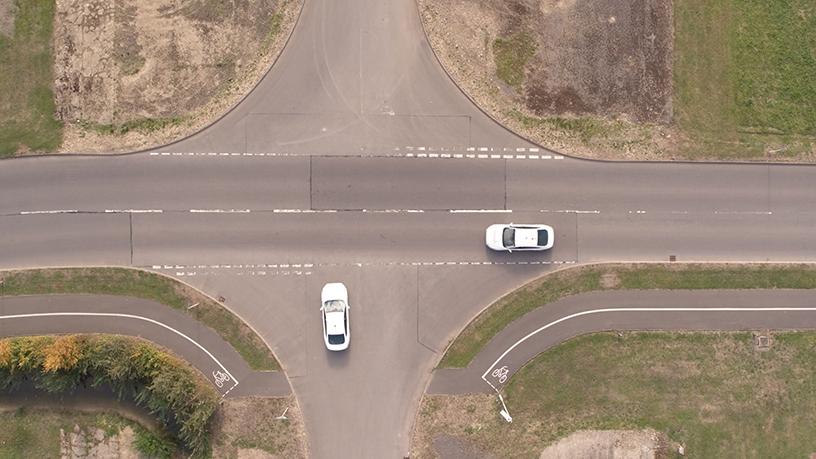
<box><xmin>669</xmin><ymin>255</ymin><xmax>677</xmax><ymax>262</ymax></box>
<box><xmin>755</xmin><ymin>334</ymin><xmax>771</xmax><ymax>350</ymax></box>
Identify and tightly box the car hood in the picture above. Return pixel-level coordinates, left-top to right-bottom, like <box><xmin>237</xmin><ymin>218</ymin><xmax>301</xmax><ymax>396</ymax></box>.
<box><xmin>325</xmin><ymin>311</ymin><xmax>345</xmax><ymax>335</ymax></box>
<box><xmin>485</xmin><ymin>224</ymin><xmax>504</xmax><ymax>249</ymax></box>
<box><xmin>321</xmin><ymin>283</ymin><xmax>348</xmax><ymax>304</ymax></box>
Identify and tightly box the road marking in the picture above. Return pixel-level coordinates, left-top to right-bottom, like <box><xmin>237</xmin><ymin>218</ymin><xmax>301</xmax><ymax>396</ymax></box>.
<box><xmin>150</xmin><ymin>260</ymin><xmax>576</xmax><ymax>276</ymax></box>
<box><xmin>0</xmin><ymin>312</ymin><xmax>239</xmax><ymax>396</ymax></box>
<box><xmin>714</xmin><ymin>210</ymin><xmax>773</xmax><ymax>215</ymax></box>
<box><xmin>539</xmin><ymin>209</ymin><xmax>600</xmax><ymax>214</ymax></box>
<box><xmin>19</xmin><ymin>210</ymin><xmax>79</xmax><ymax>215</ymax></box>
<box><xmin>148</xmin><ymin>148</ymin><xmax>566</xmax><ymax>161</ymax></box>
<box><xmin>481</xmin><ymin>306</ymin><xmax>816</xmax><ymax>390</ymax></box>
<box><xmin>105</xmin><ymin>209</ymin><xmax>163</xmax><ymax>214</ymax></box>
<box><xmin>449</xmin><ymin>209</ymin><xmax>512</xmax><ymax>213</ymax></box>
<box><xmin>190</xmin><ymin>209</ymin><xmax>251</xmax><ymax>213</ymax></box>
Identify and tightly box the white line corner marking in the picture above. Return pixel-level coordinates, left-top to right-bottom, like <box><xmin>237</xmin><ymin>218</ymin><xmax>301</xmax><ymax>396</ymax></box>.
<box><xmin>482</xmin><ymin>306</ymin><xmax>816</xmax><ymax>386</ymax></box>
<box><xmin>0</xmin><ymin>312</ymin><xmax>238</xmax><ymax>395</ymax></box>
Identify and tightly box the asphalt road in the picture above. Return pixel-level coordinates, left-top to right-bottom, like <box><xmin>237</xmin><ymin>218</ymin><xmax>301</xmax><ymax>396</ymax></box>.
<box><xmin>1</xmin><ymin>0</ymin><xmax>816</xmax><ymax>456</ymax></box>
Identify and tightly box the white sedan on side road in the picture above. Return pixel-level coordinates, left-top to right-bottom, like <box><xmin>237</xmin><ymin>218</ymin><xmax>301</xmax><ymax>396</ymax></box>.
<box><xmin>320</xmin><ymin>282</ymin><xmax>350</xmax><ymax>351</ymax></box>
<box><xmin>485</xmin><ymin>223</ymin><xmax>555</xmax><ymax>252</ymax></box>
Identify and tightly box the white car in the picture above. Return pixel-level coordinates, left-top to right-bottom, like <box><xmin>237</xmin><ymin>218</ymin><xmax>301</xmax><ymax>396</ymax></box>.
<box><xmin>485</xmin><ymin>223</ymin><xmax>554</xmax><ymax>252</ymax></box>
<box><xmin>320</xmin><ymin>282</ymin><xmax>350</xmax><ymax>351</ymax></box>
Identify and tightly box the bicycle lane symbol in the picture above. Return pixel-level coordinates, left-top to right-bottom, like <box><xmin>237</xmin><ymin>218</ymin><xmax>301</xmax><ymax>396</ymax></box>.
<box><xmin>491</xmin><ymin>366</ymin><xmax>509</xmax><ymax>385</ymax></box>
<box><xmin>213</xmin><ymin>369</ymin><xmax>231</xmax><ymax>388</ymax></box>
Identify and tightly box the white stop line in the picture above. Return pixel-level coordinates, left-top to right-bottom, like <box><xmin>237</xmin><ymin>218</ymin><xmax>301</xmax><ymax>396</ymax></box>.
<box><xmin>0</xmin><ymin>312</ymin><xmax>239</xmax><ymax>395</ymax></box>
<box><xmin>482</xmin><ymin>306</ymin><xmax>816</xmax><ymax>390</ymax></box>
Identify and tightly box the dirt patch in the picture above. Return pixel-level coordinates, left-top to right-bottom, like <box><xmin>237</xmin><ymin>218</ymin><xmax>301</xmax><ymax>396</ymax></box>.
<box><xmin>59</xmin><ymin>424</ymin><xmax>143</xmax><ymax>459</ymax></box>
<box><xmin>433</xmin><ymin>434</ymin><xmax>499</xmax><ymax>459</ymax></box>
<box><xmin>0</xmin><ymin>0</ymin><xmax>15</xmax><ymax>37</ymax></box>
<box><xmin>523</xmin><ymin>0</ymin><xmax>673</xmax><ymax>123</ymax></box>
<box><xmin>418</xmin><ymin>0</ymin><xmax>678</xmax><ymax>160</ymax></box>
<box><xmin>53</xmin><ymin>0</ymin><xmax>302</xmax><ymax>153</ymax></box>
<box><xmin>600</xmin><ymin>272</ymin><xmax>621</xmax><ymax>289</ymax></box>
<box><xmin>538</xmin><ymin>429</ymin><xmax>669</xmax><ymax>459</ymax></box>
<box><xmin>211</xmin><ymin>396</ymin><xmax>308</xmax><ymax>458</ymax></box>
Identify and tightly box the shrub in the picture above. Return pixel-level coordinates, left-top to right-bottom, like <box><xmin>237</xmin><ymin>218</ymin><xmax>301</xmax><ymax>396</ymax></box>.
<box><xmin>0</xmin><ymin>335</ymin><xmax>218</xmax><ymax>456</ymax></box>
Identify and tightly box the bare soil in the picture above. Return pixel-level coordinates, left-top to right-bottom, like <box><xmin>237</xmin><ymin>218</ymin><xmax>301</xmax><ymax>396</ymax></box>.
<box><xmin>418</xmin><ymin>0</ymin><xmax>678</xmax><ymax>160</ymax></box>
<box><xmin>539</xmin><ymin>429</ymin><xmax>670</xmax><ymax>459</ymax></box>
<box><xmin>0</xmin><ymin>0</ymin><xmax>14</xmax><ymax>37</ymax></box>
<box><xmin>59</xmin><ymin>424</ymin><xmax>143</xmax><ymax>459</ymax></box>
<box><xmin>53</xmin><ymin>0</ymin><xmax>302</xmax><ymax>153</ymax></box>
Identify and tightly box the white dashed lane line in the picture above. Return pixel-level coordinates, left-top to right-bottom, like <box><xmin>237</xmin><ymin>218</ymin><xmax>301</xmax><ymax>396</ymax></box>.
<box><xmin>148</xmin><ymin>149</ymin><xmax>565</xmax><ymax>161</ymax></box>
<box><xmin>151</xmin><ymin>260</ymin><xmax>576</xmax><ymax>277</ymax></box>
<box><xmin>10</xmin><ymin>208</ymin><xmax>782</xmax><ymax>217</ymax></box>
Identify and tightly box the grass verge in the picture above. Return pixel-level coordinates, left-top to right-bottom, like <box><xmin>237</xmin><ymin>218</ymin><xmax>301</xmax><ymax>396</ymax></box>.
<box><xmin>439</xmin><ymin>263</ymin><xmax>816</xmax><ymax>368</ymax></box>
<box><xmin>0</xmin><ymin>408</ymin><xmax>167</xmax><ymax>458</ymax></box>
<box><xmin>674</xmin><ymin>0</ymin><xmax>816</xmax><ymax>159</ymax></box>
<box><xmin>0</xmin><ymin>0</ymin><xmax>63</xmax><ymax>157</ymax></box>
<box><xmin>415</xmin><ymin>331</ymin><xmax>816</xmax><ymax>458</ymax></box>
<box><xmin>0</xmin><ymin>267</ymin><xmax>279</xmax><ymax>371</ymax></box>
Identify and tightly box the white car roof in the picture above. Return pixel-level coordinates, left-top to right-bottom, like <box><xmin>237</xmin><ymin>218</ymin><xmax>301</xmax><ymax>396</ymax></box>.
<box><xmin>514</xmin><ymin>228</ymin><xmax>539</xmax><ymax>247</ymax></box>
<box><xmin>325</xmin><ymin>311</ymin><xmax>345</xmax><ymax>335</ymax></box>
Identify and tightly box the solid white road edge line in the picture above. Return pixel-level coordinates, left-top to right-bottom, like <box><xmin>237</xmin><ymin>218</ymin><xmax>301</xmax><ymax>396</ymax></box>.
<box><xmin>481</xmin><ymin>306</ymin><xmax>816</xmax><ymax>384</ymax></box>
<box><xmin>0</xmin><ymin>312</ymin><xmax>239</xmax><ymax>395</ymax></box>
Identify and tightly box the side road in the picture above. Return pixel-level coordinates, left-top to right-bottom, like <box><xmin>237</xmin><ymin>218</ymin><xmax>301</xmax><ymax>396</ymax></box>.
<box><xmin>0</xmin><ymin>294</ymin><xmax>289</xmax><ymax>398</ymax></box>
<box><xmin>429</xmin><ymin>289</ymin><xmax>816</xmax><ymax>394</ymax></box>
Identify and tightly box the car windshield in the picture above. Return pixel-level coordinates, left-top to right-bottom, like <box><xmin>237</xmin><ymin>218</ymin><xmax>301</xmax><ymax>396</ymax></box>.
<box><xmin>328</xmin><ymin>334</ymin><xmax>345</xmax><ymax>344</ymax></box>
<box><xmin>502</xmin><ymin>228</ymin><xmax>515</xmax><ymax>247</ymax></box>
<box><xmin>323</xmin><ymin>300</ymin><xmax>346</xmax><ymax>313</ymax></box>
<box><xmin>537</xmin><ymin>229</ymin><xmax>549</xmax><ymax>246</ymax></box>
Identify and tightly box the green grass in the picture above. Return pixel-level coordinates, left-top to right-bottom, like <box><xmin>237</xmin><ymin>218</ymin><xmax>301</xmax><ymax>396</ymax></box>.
<box><xmin>0</xmin><ymin>408</ymin><xmax>163</xmax><ymax>458</ymax></box>
<box><xmin>492</xmin><ymin>31</ymin><xmax>537</xmax><ymax>88</ymax></box>
<box><xmin>132</xmin><ymin>424</ymin><xmax>176</xmax><ymax>459</ymax></box>
<box><xmin>674</xmin><ymin>0</ymin><xmax>816</xmax><ymax>159</ymax></box>
<box><xmin>439</xmin><ymin>263</ymin><xmax>816</xmax><ymax>368</ymax></box>
<box><xmin>509</xmin><ymin>109</ymin><xmax>620</xmax><ymax>144</ymax></box>
<box><xmin>0</xmin><ymin>0</ymin><xmax>63</xmax><ymax>157</ymax></box>
<box><xmin>0</xmin><ymin>268</ymin><xmax>279</xmax><ymax>370</ymax></box>
<box><xmin>78</xmin><ymin>116</ymin><xmax>185</xmax><ymax>136</ymax></box>
<box><xmin>423</xmin><ymin>331</ymin><xmax>816</xmax><ymax>458</ymax></box>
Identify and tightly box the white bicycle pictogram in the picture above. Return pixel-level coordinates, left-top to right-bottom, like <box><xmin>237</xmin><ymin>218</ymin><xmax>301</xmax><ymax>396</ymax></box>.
<box><xmin>212</xmin><ymin>370</ymin><xmax>231</xmax><ymax>388</ymax></box>
<box><xmin>491</xmin><ymin>366</ymin><xmax>509</xmax><ymax>384</ymax></box>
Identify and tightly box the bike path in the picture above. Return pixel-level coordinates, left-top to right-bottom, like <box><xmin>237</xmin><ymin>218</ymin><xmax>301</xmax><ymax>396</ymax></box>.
<box><xmin>429</xmin><ymin>289</ymin><xmax>816</xmax><ymax>394</ymax></box>
<box><xmin>0</xmin><ymin>294</ymin><xmax>289</xmax><ymax>397</ymax></box>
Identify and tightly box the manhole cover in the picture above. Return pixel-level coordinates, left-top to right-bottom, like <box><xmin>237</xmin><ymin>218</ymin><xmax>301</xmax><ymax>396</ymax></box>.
<box><xmin>755</xmin><ymin>334</ymin><xmax>771</xmax><ymax>350</ymax></box>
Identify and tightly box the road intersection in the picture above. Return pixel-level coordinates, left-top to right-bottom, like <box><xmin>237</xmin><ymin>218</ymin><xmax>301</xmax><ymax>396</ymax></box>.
<box><xmin>1</xmin><ymin>0</ymin><xmax>815</xmax><ymax>456</ymax></box>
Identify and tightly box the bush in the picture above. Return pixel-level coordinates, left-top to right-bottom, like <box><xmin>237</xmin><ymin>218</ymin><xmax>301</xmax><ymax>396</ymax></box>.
<box><xmin>133</xmin><ymin>425</ymin><xmax>176</xmax><ymax>459</ymax></box>
<box><xmin>0</xmin><ymin>335</ymin><xmax>218</xmax><ymax>456</ymax></box>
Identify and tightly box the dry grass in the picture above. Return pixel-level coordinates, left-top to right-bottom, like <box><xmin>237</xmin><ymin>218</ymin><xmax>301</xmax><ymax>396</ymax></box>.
<box><xmin>211</xmin><ymin>396</ymin><xmax>308</xmax><ymax>458</ymax></box>
<box><xmin>416</xmin><ymin>331</ymin><xmax>816</xmax><ymax>458</ymax></box>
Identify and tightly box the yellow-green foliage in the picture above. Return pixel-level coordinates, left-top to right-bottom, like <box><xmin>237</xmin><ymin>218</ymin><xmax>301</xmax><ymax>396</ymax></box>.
<box><xmin>0</xmin><ymin>335</ymin><xmax>218</xmax><ymax>457</ymax></box>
